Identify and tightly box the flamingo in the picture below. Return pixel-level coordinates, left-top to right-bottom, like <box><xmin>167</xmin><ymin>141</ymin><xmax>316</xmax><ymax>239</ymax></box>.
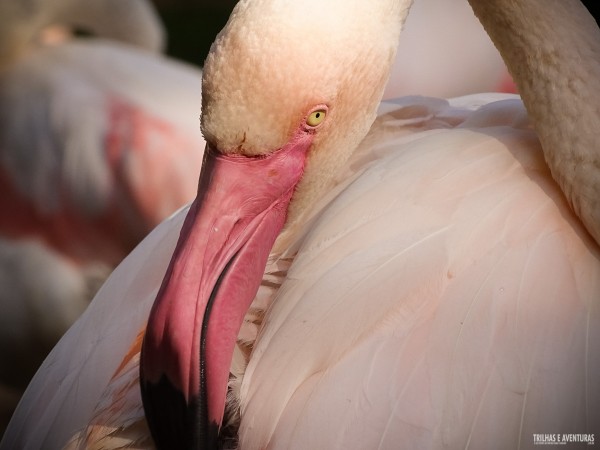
<box><xmin>2</xmin><ymin>0</ymin><xmax>599</xmax><ymax>448</ymax></box>
<box><xmin>0</xmin><ymin>0</ymin><xmax>205</xmax><ymax>433</ymax></box>
<box><xmin>0</xmin><ymin>39</ymin><xmax>204</xmax><ymax>266</ymax></box>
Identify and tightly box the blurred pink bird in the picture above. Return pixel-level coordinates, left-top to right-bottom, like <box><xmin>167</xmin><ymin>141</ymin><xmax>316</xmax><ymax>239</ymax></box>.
<box><xmin>0</xmin><ymin>0</ymin><xmax>205</xmax><ymax>432</ymax></box>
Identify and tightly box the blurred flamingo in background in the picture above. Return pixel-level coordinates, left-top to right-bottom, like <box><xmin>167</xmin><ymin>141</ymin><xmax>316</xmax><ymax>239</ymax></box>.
<box><xmin>0</xmin><ymin>0</ymin><xmax>205</xmax><ymax>431</ymax></box>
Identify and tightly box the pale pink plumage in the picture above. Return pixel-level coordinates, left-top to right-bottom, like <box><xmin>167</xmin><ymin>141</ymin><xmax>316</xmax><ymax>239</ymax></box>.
<box><xmin>238</xmin><ymin>97</ymin><xmax>600</xmax><ymax>448</ymax></box>
<box><xmin>2</xmin><ymin>0</ymin><xmax>599</xmax><ymax>447</ymax></box>
<box><xmin>2</xmin><ymin>95</ymin><xmax>598</xmax><ymax>449</ymax></box>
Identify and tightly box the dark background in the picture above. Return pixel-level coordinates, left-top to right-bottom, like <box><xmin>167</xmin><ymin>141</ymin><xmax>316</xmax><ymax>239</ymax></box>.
<box><xmin>150</xmin><ymin>0</ymin><xmax>238</xmax><ymax>67</ymax></box>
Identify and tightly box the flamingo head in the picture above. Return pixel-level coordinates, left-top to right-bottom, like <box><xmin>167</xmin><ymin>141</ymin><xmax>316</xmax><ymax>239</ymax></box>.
<box><xmin>140</xmin><ymin>1</ymin><xmax>410</xmax><ymax>448</ymax></box>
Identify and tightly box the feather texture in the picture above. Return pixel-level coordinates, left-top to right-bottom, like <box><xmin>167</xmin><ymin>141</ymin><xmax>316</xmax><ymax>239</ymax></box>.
<box><xmin>3</xmin><ymin>95</ymin><xmax>598</xmax><ymax>449</ymax></box>
<box><xmin>238</xmin><ymin>97</ymin><xmax>600</xmax><ymax>449</ymax></box>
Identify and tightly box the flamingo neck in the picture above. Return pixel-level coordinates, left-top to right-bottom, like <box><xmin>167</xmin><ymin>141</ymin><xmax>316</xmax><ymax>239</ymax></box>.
<box><xmin>468</xmin><ymin>0</ymin><xmax>600</xmax><ymax>243</ymax></box>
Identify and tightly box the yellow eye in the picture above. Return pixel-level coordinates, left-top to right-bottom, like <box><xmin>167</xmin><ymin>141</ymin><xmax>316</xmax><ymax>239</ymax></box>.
<box><xmin>306</xmin><ymin>109</ymin><xmax>327</xmax><ymax>127</ymax></box>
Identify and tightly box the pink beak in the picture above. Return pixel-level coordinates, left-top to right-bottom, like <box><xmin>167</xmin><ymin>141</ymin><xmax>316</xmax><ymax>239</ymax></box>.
<box><xmin>140</xmin><ymin>130</ymin><xmax>314</xmax><ymax>449</ymax></box>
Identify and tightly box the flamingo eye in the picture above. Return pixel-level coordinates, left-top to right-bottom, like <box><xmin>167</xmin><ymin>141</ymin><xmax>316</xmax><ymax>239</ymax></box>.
<box><xmin>306</xmin><ymin>109</ymin><xmax>327</xmax><ymax>127</ymax></box>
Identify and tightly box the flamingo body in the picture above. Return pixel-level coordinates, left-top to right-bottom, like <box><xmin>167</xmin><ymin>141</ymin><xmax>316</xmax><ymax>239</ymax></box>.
<box><xmin>3</xmin><ymin>94</ymin><xmax>598</xmax><ymax>449</ymax></box>
<box><xmin>0</xmin><ymin>39</ymin><xmax>204</xmax><ymax>265</ymax></box>
<box><xmin>3</xmin><ymin>0</ymin><xmax>600</xmax><ymax>447</ymax></box>
<box><xmin>239</xmin><ymin>96</ymin><xmax>600</xmax><ymax>448</ymax></box>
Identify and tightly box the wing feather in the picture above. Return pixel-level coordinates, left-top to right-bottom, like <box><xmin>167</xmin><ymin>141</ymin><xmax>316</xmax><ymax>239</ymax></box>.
<box><xmin>239</xmin><ymin>97</ymin><xmax>600</xmax><ymax>449</ymax></box>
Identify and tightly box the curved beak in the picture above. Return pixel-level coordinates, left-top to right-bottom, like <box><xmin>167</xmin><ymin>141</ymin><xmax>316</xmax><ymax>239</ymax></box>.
<box><xmin>140</xmin><ymin>133</ymin><xmax>313</xmax><ymax>449</ymax></box>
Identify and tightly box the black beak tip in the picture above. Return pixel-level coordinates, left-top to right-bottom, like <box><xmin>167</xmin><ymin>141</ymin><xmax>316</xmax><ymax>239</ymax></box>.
<box><xmin>141</xmin><ymin>374</ymin><xmax>220</xmax><ymax>450</ymax></box>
